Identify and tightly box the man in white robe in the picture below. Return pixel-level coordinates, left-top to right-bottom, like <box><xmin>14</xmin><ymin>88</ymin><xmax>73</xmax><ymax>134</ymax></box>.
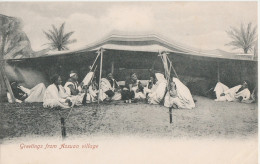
<box><xmin>82</xmin><ymin>71</ymin><xmax>98</xmax><ymax>103</ymax></box>
<box><xmin>214</xmin><ymin>81</ymin><xmax>251</xmax><ymax>102</ymax></box>
<box><xmin>147</xmin><ymin>73</ymin><xmax>167</xmax><ymax>105</ymax></box>
<box><xmin>43</xmin><ymin>75</ymin><xmax>75</xmax><ymax>109</ymax></box>
<box><xmin>143</xmin><ymin>76</ymin><xmax>155</xmax><ymax>97</ymax></box>
<box><xmin>9</xmin><ymin>82</ymin><xmax>46</xmax><ymax>103</ymax></box>
<box><xmin>164</xmin><ymin>77</ymin><xmax>195</xmax><ymax>109</ymax></box>
<box><xmin>64</xmin><ymin>71</ymin><xmax>86</xmax><ymax>106</ymax></box>
<box><xmin>99</xmin><ymin>73</ymin><xmax>121</xmax><ymax>101</ymax></box>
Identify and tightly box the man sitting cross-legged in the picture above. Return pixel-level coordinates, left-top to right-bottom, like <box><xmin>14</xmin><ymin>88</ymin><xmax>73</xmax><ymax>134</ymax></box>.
<box><xmin>99</xmin><ymin>73</ymin><xmax>121</xmax><ymax>101</ymax></box>
<box><xmin>43</xmin><ymin>74</ymin><xmax>74</xmax><ymax>109</ymax></box>
<box><xmin>64</xmin><ymin>70</ymin><xmax>87</xmax><ymax>106</ymax></box>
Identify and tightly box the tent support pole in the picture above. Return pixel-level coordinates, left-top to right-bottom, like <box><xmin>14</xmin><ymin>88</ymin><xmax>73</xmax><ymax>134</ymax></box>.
<box><xmin>166</xmin><ymin>55</ymin><xmax>179</xmax><ymax>79</ymax></box>
<box><xmin>91</xmin><ymin>52</ymin><xmax>100</xmax><ymax>71</ymax></box>
<box><xmin>0</xmin><ymin>60</ymin><xmax>15</xmax><ymax>103</ymax></box>
<box><xmin>97</xmin><ymin>48</ymin><xmax>104</xmax><ymax>104</ymax></box>
<box><xmin>217</xmin><ymin>61</ymin><xmax>220</xmax><ymax>82</ymax></box>
<box><xmin>111</xmin><ymin>60</ymin><xmax>114</xmax><ymax>74</ymax></box>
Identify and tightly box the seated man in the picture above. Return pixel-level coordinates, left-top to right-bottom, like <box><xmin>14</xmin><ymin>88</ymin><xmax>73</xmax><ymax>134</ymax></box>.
<box><xmin>214</xmin><ymin>81</ymin><xmax>251</xmax><ymax>102</ymax></box>
<box><xmin>64</xmin><ymin>71</ymin><xmax>86</xmax><ymax>106</ymax></box>
<box><xmin>143</xmin><ymin>75</ymin><xmax>155</xmax><ymax>97</ymax></box>
<box><xmin>43</xmin><ymin>74</ymin><xmax>74</xmax><ymax>109</ymax></box>
<box><xmin>82</xmin><ymin>72</ymin><xmax>99</xmax><ymax>103</ymax></box>
<box><xmin>147</xmin><ymin>73</ymin><xmax>167</xmax><ymax>105</ymax></box>
<box><xmin>99</xmin><ymin>73</ymin><xmax>121</xmax><ymax>101</ymax></box>
<box><xmin>9</xmin><ymin>81</ymin><xmax>46</xmax><ymax>103</ymax></box>
<box><xmin>164</xmin><ymin>77</ymin><xmax>195</xmax><ymax>109</ymax></box>
<box><xmin>122</xmin><ymin>73</ymin><xmax>146</xmax><ymax>103</ymax></box>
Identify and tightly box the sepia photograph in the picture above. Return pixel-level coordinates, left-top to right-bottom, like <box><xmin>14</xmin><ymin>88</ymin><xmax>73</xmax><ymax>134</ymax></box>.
<box><xmin>0</xmin><ymin>1</ymin><xmax>258</xmax><ymax>164</ymax></box>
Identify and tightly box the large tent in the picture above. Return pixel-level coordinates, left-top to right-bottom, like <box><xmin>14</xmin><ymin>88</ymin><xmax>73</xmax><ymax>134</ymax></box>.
<box><xmin>1</xmin><ymin>33</ymin><xmax>257</xmax><ymax>101</ymax></box>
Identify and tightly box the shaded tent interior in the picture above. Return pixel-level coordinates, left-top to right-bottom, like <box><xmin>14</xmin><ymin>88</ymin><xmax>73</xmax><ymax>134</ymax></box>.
<box><xmin>1</xmin><ymin>34</ymin><xmax>258</xmax><ymax>101</ymax></box>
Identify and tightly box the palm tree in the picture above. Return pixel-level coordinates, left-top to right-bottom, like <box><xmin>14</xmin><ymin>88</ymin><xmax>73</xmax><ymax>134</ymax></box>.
<box><xmin>43</xmin><ymin>22</ymin><xmax>76</xmax><ymax>51</ymax></box>
<box><xmin>226</xmin><ymin>22</ymin><xmax>257</xmax><ymax>54</ymax></box>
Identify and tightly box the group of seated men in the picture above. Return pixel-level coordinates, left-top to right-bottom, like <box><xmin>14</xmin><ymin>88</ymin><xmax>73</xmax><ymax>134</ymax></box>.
<box><xmin>9</xmin><ymin>69</ymin><xmax>255</xmax><ymax>109</ymax></box>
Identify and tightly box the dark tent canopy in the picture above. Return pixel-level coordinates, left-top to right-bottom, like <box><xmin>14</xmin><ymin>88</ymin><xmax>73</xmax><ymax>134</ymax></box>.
<box><xmin>3</xmin><ymin>33</ymin><xmax>257</xmax><ymax>100</ymax></box>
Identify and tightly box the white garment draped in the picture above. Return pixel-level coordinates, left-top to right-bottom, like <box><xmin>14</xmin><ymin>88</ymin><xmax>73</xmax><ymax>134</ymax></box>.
<box><xmin>82</xmin><ymin>72</ymin><xmax>94</xmax><ymax>86</ymax></box>
<box><xmin>214</xmin><ymin>82</ymin><xmax>251</xmax><ymax>102</ymax></box>
<box><xmin>164</xmin><ymin>78</ymin><xmax>195</xmax><ymax>109</ymax></box>
<box><xmin>21</xmin><ymin>83</ymin><xmax>46</xmax><ymax>103</ymax></box>
<box><xmin>64</xmin><ymin>81</ymin><xmax>82</xmax><ymax>95</ymax></box>
<box><xmin>131</xmin><ymin>80</ymin><xmax>146</xmax><ymax>99</ymax></box>
<box><xmin>43</xmin><ymin>84</ymin><xmax>75</xmax><ymax>109</ymax></box>
<box><xmin>148</xmin><ymin>73</ymin><xmax>167</xmax><ymax>104</ymax></box>
<box><xmin>81</xmin><ymin>72</ymin><xmax>99</xmax><ymax>103</ymax></box>
<box><xmin>64</xmin><ymin>81</ymin><xmax>84</xmax><ymax>105</ymax></box>
<box><xmin>99</xmin><ymin>78</ymin><xmax>121</xmax><ymax>101</ymax></box>
<box><xmin>8</xmin><ymin>83</ymin><xmax>46</xmax><ymax>103</ymax></box>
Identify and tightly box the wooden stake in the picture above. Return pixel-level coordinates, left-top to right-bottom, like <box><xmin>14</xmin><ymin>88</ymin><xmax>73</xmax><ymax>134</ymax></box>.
<box><xmin>60</xmin><ymin>117</ymin><xmax>66</xmax><ymax>140</ymax></box>
<box><xmin>169</xmin><ymin>107</ymin><xmax>173</xmax><ymax>124</ymax></box>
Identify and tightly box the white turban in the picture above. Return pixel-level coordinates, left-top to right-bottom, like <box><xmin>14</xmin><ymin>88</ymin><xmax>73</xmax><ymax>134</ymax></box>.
<box><xmin>70</xmin><ymin>73</ymin><xmax>76</xmax><ymax>77</ymax></box>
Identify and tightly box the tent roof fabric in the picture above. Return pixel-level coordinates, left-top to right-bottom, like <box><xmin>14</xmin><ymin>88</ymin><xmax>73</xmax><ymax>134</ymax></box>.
<box><xmin>7</xmin><ymin>33</ymin><xmax>256</xmax><ymax>61</ymax></box>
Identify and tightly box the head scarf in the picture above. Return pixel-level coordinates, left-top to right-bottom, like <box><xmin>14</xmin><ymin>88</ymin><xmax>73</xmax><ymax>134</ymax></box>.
<box><xmin>172</xmin><ymin>77</ymin><xmax>195</xmax><ymax>109</ymax></box>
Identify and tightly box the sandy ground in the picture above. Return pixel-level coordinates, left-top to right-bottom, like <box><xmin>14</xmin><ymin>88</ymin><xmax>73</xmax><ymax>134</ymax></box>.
<box><xmin>0</xmin><ymin>96</ymin><xmax>257</xmax><ymax>141</ymax></box>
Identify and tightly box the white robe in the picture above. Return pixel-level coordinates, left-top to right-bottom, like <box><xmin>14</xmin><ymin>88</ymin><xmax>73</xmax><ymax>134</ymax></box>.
<box><xmin>64</xmin><ymin>81</ymin><xmax>84</xmax><ymax>106</ymax></box>
<box><xmin>164</xmin><ymin>78</ymin><xmax>195</xmax><ymax>109</ymax></box>
<box><xmin>148</xmin><ymin>73</ymin><xmax>167</xmax><ymax>104</ymax></box>
<box><xmin>99</xmin><ymin>78</ymin><xmax>121</xmax><ymax>101</ymax></box>
<box><xmin>43</xmin><ymin>84</ymin><xmax>75</xmax><ymax>109</ymax></box>
<box><xmin>86</xmin><ymin>85</ymin><xmax>98</xmax><ymax>103</ymax></box>
<box><xmin>7</xmin><ymin>83</ymin><xmax>46</xmax><ymax>103</ymax></box>
<box><xmin>81</xmin><ymin>72</ymin><xmax>98</xmax><ymax>103</ymax></box>
<box><xmin>214</xmin><ymin>82</ymin><xmax>251</xmax><ymax>102</ymax></box>
<box><xmin>19</xmin><ymin>83</ymin><xmax>46</xmax><ymax>103</ymax></box>
<box><xmin>129</xmin><ymin>80</ymin><xmax>146</xmax><ymax>99</ymax></box>
<box><xmin>64</xmin><ymin>81</ymin><xmax>82</xmax><ymax>95</ymax></box>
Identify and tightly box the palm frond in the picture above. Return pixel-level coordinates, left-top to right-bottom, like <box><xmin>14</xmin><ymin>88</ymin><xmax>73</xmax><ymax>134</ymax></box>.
<box><xmin>52</xmin><ymin>24</ymin><xmax>59</xmax><ymax>38</ymax></box>
<box><xmin>43</xmin><ymin>31</ymin><xmax>56</xmax><ymax>43</ymax></box>
<box><xmin>63</xmin><ymin>39</ymin><xmax>77</xmax><ymax>45</ymax></box>
<box><xmin>43</xmin><ymin>22</ymin><xmax>76</xmax><ymax>51</ymax></box>
<box><xmin>226</xmin><ymin>22</ymin><xmax>257</xmax><ymax>53</ymax></box>
<box><xmin>62</xmin><ymin>31</ymin><xmax>74</xmax><ymax>43</ymax></box>
<box><xmin>58</xmin><ymin>22</ymin><xmax>65</xmax><ymax>44</ymax></box>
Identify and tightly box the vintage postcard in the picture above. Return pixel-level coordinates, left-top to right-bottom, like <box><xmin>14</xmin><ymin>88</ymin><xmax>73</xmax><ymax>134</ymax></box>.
<box><xmin>0</xmin><ymin>1</ymin><xmax>258</xmax><ymax>164</ymax></box>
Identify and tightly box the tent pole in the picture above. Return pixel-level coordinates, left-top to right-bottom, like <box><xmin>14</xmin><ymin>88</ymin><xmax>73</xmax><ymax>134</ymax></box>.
<box><xmin>166</xmin><ymin>55</ymin><xmax>179</xmax><ymax>79</ymax></box>
<box><xmin>217</xmin><ymin>61</ymin><xmax>220</xmax><ymax>82</ymax></box>
<box><xmin>91</xmin><ymin>52</ymin><xmax>101</xmax><ymax>71</ymax></box>
<box><xmin>0</xmin><ymin>60</ymin><xmax>15</xmax><ymax>103</ymax></box>
<box><xmin>97</xmin><ymin>48</ymin><xmax>104</xmax><ymax>104</ymax></box>
<box><xmin>111</xmin><ymin>60</ymin><xmax>114</xmax><ymax>74</ymax></box>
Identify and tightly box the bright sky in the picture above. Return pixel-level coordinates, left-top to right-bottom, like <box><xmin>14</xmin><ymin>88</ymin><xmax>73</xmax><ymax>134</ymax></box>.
<box><xmin>0</xmin><ymin>2</ymin><xmax>257</xmax><ymax>52</ymax></box>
